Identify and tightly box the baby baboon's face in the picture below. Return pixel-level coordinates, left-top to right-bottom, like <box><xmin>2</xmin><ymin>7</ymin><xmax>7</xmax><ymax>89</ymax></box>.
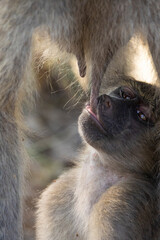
<box><xmin>79</xmin><ymin>77</ymin><xmax>160</xmax><ymax>160</ymax></box>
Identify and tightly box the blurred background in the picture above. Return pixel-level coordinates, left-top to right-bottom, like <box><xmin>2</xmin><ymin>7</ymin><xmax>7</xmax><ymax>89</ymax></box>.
<box><xmin>23</xmin><ymin>30</ymin><xmax>89</xmax><ymax>240</ymax></box>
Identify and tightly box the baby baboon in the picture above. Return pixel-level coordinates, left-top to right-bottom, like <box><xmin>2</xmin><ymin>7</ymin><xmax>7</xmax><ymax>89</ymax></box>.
<box><xmin>36</xmin><ymin>74</ymin><xmax>160</xmax><ymax>240</ymax></box>
<box><xmin>0</xmin><ymin>0</ymin><xmax>160</xmax><ymax>239</ymax></box>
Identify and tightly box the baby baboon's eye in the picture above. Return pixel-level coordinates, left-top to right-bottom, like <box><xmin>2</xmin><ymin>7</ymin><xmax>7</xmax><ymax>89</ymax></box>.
<box><xmin>136</xmin><ymin>105</ymin><xmax>155</xmax><ymax>126</ymax></box>
<box><xmin>136</xmin><ymin>109</ymin><xmax>147</xmax><ymax>122</ymax></box>
<box><xmin>120</xmin><ymin>87</ymin><xmax>135</xmax><ymax>100</ymax></box>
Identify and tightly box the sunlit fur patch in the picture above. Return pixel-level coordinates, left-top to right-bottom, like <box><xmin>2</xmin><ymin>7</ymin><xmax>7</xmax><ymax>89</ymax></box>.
<box><xmin>100</xmin><ymin>34</ymin><xmax>159</xmax><ymax>99</ymax></box>
<box><xmin>128</xmin><ymin>35</ymin><xmax>158</xmax><ymax>85</ymax></box>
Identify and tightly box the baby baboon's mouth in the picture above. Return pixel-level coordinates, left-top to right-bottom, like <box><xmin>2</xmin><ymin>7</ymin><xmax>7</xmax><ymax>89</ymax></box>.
<box><xmin>85</xmin><ymin>104</ymin><xmax>107</xmax><ymax>134</ymax></box>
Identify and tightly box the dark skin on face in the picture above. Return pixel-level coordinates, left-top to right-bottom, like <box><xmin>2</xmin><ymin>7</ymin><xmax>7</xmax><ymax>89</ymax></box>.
<box><xmin>89</xmin><ymin>85</ymin><xmax>155</xmax><ymax>136</ymax></box>
<box><xmin>84</xmin><ymin>84</ymin><xmax>154</xmax><ymax>137</ymax></box>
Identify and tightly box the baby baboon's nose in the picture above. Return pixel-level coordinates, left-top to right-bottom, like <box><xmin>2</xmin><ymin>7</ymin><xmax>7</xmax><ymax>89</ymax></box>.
<box><xmin>98</xmin><ymin>94</ymin><xmax>112</xmax><ymax>109</ymax></box>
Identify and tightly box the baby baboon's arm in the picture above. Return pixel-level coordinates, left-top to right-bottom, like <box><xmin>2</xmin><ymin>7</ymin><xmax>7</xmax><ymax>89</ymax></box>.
<box><xmin>36</xmin><ymin>170</ymin><xmax>80</xmax><ymax>240</ymax></box>
<box><xmin>88</xmin><ymin>179</ymin><xmax>156</xmax><ymax>240</ymax></box>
